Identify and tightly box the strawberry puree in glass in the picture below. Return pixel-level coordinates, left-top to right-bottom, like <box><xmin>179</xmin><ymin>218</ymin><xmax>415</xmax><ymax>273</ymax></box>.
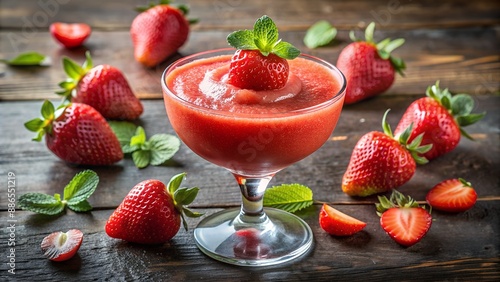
<box><xmin>163</xmin><ymin>51</ymin><xmax>345</xmax><ymax>177</ymax></box>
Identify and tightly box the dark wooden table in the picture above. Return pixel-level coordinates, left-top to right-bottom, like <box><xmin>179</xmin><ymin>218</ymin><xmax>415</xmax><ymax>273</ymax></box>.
<box><xmin>1</xmin><ymin>1</ymin><xmax>499</xmax><ymax>281</ymax></box>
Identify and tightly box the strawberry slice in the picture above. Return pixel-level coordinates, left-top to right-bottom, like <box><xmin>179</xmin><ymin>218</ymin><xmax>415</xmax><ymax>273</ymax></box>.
<box><xmin>40</xmin><ymin>229</ymin><xmax>83</xmax><ymax>261</ymax></box>
<box><xmin>319</xmin><ymin>204</ymin><xmax>366</xmax><ymax>236</ymax></box>
<box><xmin>50</xmin><ymin>22</ymin><xmax>91</xmax><ymax>48</ymax></box>
<box><xmin>226</xmin><ymin>15</ymin><xmax>300</xmax><ymax>91</ymax></box>
<box><xmin>377</xmin><ymin>190</ymin><xmax>432</xmax><ymax>247</ymax></box>
<box><xmin>426</xmin><ymin>178</ymin><xmax>477</xmax><ymax>212</ymax></box>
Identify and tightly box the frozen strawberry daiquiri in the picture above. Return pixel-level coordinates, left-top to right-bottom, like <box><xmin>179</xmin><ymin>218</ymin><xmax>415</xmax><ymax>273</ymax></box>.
<box><xmin>162</xmin><ymin>16</ymin><xmax>346</xmax><ymax>266</ymax></box>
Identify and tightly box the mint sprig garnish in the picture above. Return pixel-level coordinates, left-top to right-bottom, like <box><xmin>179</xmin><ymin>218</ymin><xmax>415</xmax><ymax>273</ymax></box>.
<box><xmin>263</xmin><ymin>183</ymin><xmax>313</xmax><ymax>213</ymax></box>
<box><xmin>108</xmin><ymin>121</ymin><xmax>181</xmax><ymax>168</ymax></box>
<box><xmin>168</xmin><ymin>172</ymin><xmax>203</xmax><ymax>231</ymax></box>
<box><xmin>18</xmin><ymin>170</ymin><xmax>99</xmax><ymax>215</ymax></box>
<box><xmin>304</xmin><ymin>20</ymin><xmax>337</xmax><ymax>49</ymax></box>
<box><xmin>227</xmin><ymin>15</ymin><xmax>300</xmax><ymax>59</ymax></box>
<box><xmin>0</xmin><ymin>51</ymin><xmax>50</xmax><ymax>66</ymax></box>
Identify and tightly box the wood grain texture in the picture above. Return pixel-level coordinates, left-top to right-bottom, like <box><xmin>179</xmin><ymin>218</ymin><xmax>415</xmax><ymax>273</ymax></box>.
<box><xmin>1</xmin><ymin>97</ymin><xmax>498</xmax><ymax>209</ymax></box>
<box><xmin>0</xmin><ymin>202</ymin><xmax>498</xmax><ymax>281</ymax></box>
<box><xmin>1</xmin><ymin>27</ymin><xmax>499</xmax><ymax>101</ymax></box>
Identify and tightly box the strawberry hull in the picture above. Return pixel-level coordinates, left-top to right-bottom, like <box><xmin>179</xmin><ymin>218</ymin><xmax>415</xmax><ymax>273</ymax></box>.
<box><xmin>163</xmin><ymin>51</ymin><xmax>345</xmax><ymax>177</ymax></box>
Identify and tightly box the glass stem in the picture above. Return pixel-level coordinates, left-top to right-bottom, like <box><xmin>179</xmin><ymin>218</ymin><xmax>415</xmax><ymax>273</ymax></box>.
<box><xmin>234</xmin><ymin>174</ymin><xmax>273</xmax><ymax>224</ymax></box>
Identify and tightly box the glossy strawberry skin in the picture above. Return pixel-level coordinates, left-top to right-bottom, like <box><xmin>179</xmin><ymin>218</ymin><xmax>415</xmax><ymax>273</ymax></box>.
<box><xmin>426</xmin><ymin>179</ymin><xmax>477</xmax><ymax>212</ymax></box>
<box><xmin>50</xmin><ymin>22</ymin><xmax>91</xmax><ymax>48</ymax></box>
<box><xmin>105</xmin><ymin>180</ymin><xmax>181</xmax><ymax>244</ymax></box>
<box><xmin>228</xmin><ymin>49</ymin><xmax>289</xmax><ymax>91</ymax></box>
<box><xmin>41</xmin><ymin>229</ymin><xmax>83</xmax><ymax>262</ymax></box>
<box><xmin>380</xmin><ymin>207</ymin><xmax>432</xmax><ymax>247</ymax></box>
<box><xmin>319</xmin><ymin>204</ymin><xmax>366</xmax><ymax>236</ymax></box>
<box><xmin>337</xmin><ymin>42</ymin><xmax>395</xmax><ymax>104</ymax></box>
<box><xmin>46</xmin><ymin>103</ymin><xmax>123</xmax><ymax>165</ymax></box>
<box><xmin>131</xmin><ymin>5</ymin><xmax>189</xmax><ymax>67</ymax></box>
<box><xmin>342</xmin><ymin>131</ymin><xmax>416</xmax><ymax>197</ymax></box>
<box><xmin>75</xmin><ymin>65</ymin><xmax>143</xmax><ymax>120</ymax></box>
<box><xmin>395</xmin><ymin>97</ymin><xmax>461</xmax><ymax>161</ymax></box>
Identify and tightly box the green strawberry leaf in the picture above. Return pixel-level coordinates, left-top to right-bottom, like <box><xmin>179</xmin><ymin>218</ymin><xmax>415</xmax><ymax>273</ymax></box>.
<box><xmin>263</xmin><ymin>183</ymin><xmax>313</xmax><ymax>213</ymax></box>
<box><xmin>364</xmin><ymin>22</ymin><xmax>376</xmax><ymax>43</ymax></box>
<box><xmin>457</xmin><ymin>112</ymin><xmax>486</xmax><ymax>127</ymax></box>
<box><xmin>304</xmin><ymin>20</ymin><xmax>337</xmax><ymax>49</ymax></box>
<box><xmin>18</xmin><ymin>193</ymin><xmax>65</xmax><ymax>215</ymax></box>
<box><xmin>63</xmin><ymin>170</ymin><xmax>99</xmax><ymax>206</ymax></box>
<box><xmin>174</xmin><ymin>187</ymin><xmax>200</xmax><ymax>206</ymax></box>
<box><xmin>0</xmin><ymin>52</ymin><xmax>50</xmax><ymax>66</ymax></box>
<box><xmin>168</xmin><ymin>172</ymin><xmax>186</xmax><ymax>195</ymax></box>
<box><xmin>227</xmin><ymin>15</ymin><xmax>300</xmax><ymax>59</ymax></box>
<box><xmin>182</xmin><ymin>207</ymin><xmax>204</xmax><ymax>218</ymax></box>
<box><xmin>62</xmin><ymin>57</ymin><xmax>84</xmax><ymax>80</ymax></box>
<box><xmin>68</xmin><ymin>200</ymin><xmax>93</xmax><ymax>212</ymax></box>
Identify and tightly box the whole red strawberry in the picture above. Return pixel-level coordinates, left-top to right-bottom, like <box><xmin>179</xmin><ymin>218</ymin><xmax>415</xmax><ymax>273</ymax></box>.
<box><xmin>226</xmin><ymin>15</ymin><xmax>300</xmax><ymax>91</ymax></box>
<box><xmin>57</xmin><ymin>52</ymin><xmax>143</xmax><ymax>121</ymax></box>
<box><xmin>342</xmin><ymin>110</ymin><xmax>431</xmax><ymax>197</ymax></box>
<box><xmin>337</xmin><ymin>22</ymin><xmax>405</xmax><ymax>104</ymax></box>
<box><xmin>24</xmin><ymin>100</ymin><xmax>123</xmax><ymax>165</ymax></box>
<box><xmin>105</xmin><ymin>173</ymin><xmax>202</xmax><ymax>244</ymax></box>
<box><xmin>377</xmin><ymin>190</ymin><xmax>432</xmax><ymax>247</ymax></box>
<box><xmin>131</xmin><ymin>1</ymin><xmax>190</xmax><ymax>67</ymax></box>
<box><xmin>394</xmin><ymin>81</ymin><xmax>485</xmax><ymax>160</ymax></box>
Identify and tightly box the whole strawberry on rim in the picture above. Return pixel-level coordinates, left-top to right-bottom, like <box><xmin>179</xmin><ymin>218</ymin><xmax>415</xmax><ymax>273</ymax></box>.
<box><xmin>337</xmin><ymin>22</ymin><xmax>405</xmax><ymax>104</ymax></box>
<box><xmin>226</xmin><ymin>15</ymin><xmax>300</xmax><ymax>91</ymax></box>
<box><xmin>24</xmin><ymin>100</ymin><xmax>123</xmax><ymax>166</ymax></box>
<box><xmin>57</xmin><ymin>52</ymin><xmax>143</xmax><ymax>121</ymax></box>
<box><xmin>341</xmin><ymin>109</ymin><xmax>432</xmax><ymax>197</ymax></box>
<box><xmin>131</xmin><ymin>0</ymin><xmax>192</xmax><ymax>67</ymax></box>
<box><xmin>105</xmin><ymin>173</ymin><xmax>202</xmax><ymax>244</ymax></box>
<box><xmin>394</xmin><ymin>81</ymin><xmax>486</xmax><ymax>161</ymax></box>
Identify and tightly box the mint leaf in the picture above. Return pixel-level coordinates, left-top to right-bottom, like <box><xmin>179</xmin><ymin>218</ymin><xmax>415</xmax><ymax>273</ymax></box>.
<box><xmin>0</xmin><ymin>52</ymin><xmax>50</xmax><ymax>66</ymax></box>
<box><xmin>149</xmin><ymin>134</ymin><xmax>181</xmax><ymax>166</ymax></box>
<box><xmin>304</xmin><ymin>20</ymin><xmax>337</xmax><ymax>49</ymax></box>
<box><xmin>68</xmin><ymin>200</ymin><xmax>93</xmax><ymax>212</ymax></box>
<box><xmin>108</xmin><ymin>121</ymin><xmax>138</xmax><ymax>149</ymax></box>
<box><xmin>130</xmin><ymin>126</ymin><xmax>147</xmax><ymax>147</ymax></box>
<box><xmin>227</xmin><ymin>30</ymin><xmax>257</xmax><ymax>50</ymax></box>
<box><xmin>263</xmin><ymin>183</ymin><xmax>314</xmax><ymax>213</ymax></box>
<box><xmin>63</xmin><ymin>170</ymin><xmax>99</xmax><ymax>206</ymax></box>
<box><xmin>227</xmin><ymin>15</ymin><xmax>300</xmax><ymax>59</ymax></box>
<box><xmin>18</xmin><ymin>193</ymin><xmax>65</xmax><ymax>215</ymax></box>
<box><xmin>132</xmin><ymin>150</ymin><xmax>151</xmax><ymax>168</ymax></box>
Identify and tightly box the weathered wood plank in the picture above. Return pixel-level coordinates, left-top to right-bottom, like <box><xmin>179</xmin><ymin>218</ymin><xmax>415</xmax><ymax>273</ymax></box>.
<box><xmin>1</xmin><ymin>96</ymin><xmax>498</xmax><ymax>210</ymax></box>
<box><xmin>0</xmin><ymin>202</ymin><xmax>498</xmax><ymax>281</ymax></box>
<box><xmin>1</xmin><ymin>0</ymin><xmax>499</xmax><ymax>30</ymax></box>
<box><xmin>1</xmin><ymin>27</ymin><xmax>499</xmax><ymax>101</ymax></box>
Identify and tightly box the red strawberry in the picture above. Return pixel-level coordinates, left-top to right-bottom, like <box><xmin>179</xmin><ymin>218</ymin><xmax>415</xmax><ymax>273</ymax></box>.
<box><xmin>319</xmin><ymin>204</ymin><xmax>366</xmax><ymax>236</ymax></box>
<box><xmin>226</xmin><ymin>15</ymin><xmax>300</xmax><ymax>91</ymax></box>
<box><xmin>426</xmin><ymin>178</ymin><xmax>477</xmax><ymax>212</ymax></box>
<box><xmin>24</xmin><ymin>100</ymin><xmax>123</xmax><ymax>165</ymax></box>
<box><xmin>57</xmin><ymin>52</ymin><xmax>143</xmax><ymax>120</ymax></box>
<box><xmin>342</xmin><ymin>110</ymin><xmax>431</xmax><ymax>197</ymax></box>
<box><xmin>131</xmin><ymin>1</ymin><xmax>190</xmax><ymax>67</ymax></box>
<box><xmin>394</xmin><ymin>81</ymin><xmax>485</xmax><ymax>160</ymax></box>
<box><xmin>105</xmin><ymin>173</ymin><xmax>202</xmax><ymax>244</ymax></box>
<box><xmin>50</xmin><ymin>22</ymin><xmax>91</xmax><ymax>48</ymax></box>
<box><xmin>337</xmin><ymin>22</ymin><xmax>405</xmax><ymax>104</ymax></box>
<box><xmin>41</xmin><ymin>229</ymin><xmax>83</xmax><ymax>261</ymax></box>
<box><xmin>377</xmin><ymin>190</ymin><xmax>432</xmax><ymax>247</ymax></box>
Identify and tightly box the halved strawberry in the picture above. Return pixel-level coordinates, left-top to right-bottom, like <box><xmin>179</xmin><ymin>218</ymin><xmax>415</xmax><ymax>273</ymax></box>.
<box><xmin>377</xmin><ymin>190</ymin><xmax>432</xmax><ymax>247</ymax></box>
<box><xmin>41</xmin><ymin>229</ymin><xmax>83</xmax><ymax>261</ymax></box>
<box><xmin>426</xmin><ymin>178</ymin><xmax>477</xmax><ymax>212</ymax></box>
<box><xmin>319</xmin><ymin>204</ymin><xmax>366</xmax><ymax>236</ymax></box>
<box><xmin>50</xmin><ymin>22</ymin><xmax>91</xmax><ymax>48</ymax></box>
<box><xmin>226</xmin><ymin>15</ymin><xmax>300</xmax><ymax>91</ymax></box>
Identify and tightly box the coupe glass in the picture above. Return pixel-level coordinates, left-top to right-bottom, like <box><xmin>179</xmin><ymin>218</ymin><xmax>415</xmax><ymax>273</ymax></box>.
<box><xmin>161</xmin><ymin>49</ymin><xmax>346</xmax><ymax>266</ymax></box>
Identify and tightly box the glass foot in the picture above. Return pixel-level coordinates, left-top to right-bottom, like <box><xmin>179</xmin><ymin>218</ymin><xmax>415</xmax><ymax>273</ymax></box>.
<box><xmin>193</xmin><ymin>207</ymin><xmax>313</xmax><ymax>266</ymax></box>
